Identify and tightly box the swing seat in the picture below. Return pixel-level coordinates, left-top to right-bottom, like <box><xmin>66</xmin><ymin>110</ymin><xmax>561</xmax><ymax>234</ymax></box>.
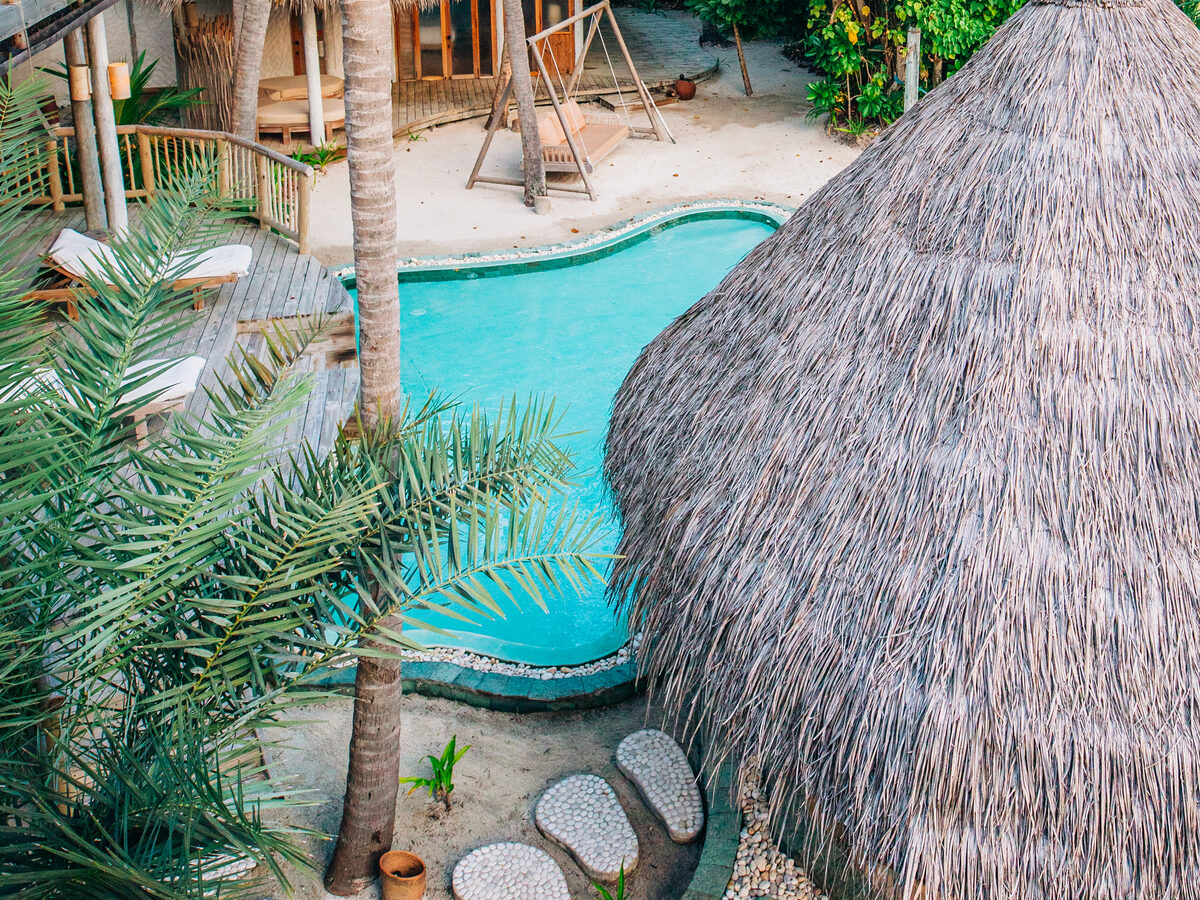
<box><xmin>536</xmin><ymin>100</ymin><xmax>629</xmax><ymax>174</ymax></box>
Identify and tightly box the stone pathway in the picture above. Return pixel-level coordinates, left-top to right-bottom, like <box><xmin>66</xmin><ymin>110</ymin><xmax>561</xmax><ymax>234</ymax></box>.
<box><xmin>617</xmin><ymin>729</ymin><xmax>705</xmax><ymax>843</ymax></box>
<box><xmin>451</xmin><ymin>842</ymin><xmax>570</xmax><ymax>900</ymax></box>
<box><xmin>535</xmin><ymin>774</ymin><xmax>639</xmax><ymax>881</ymax></box>
<box><xmin>449</xmin><ymin>728</ymin><xmax>710</xmax><ymax>895</ymax></box>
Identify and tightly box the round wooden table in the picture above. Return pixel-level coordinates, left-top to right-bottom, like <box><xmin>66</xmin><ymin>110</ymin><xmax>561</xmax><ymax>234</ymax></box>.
<box><xmin>259</xmin><ymin>74</ymin><xmax>344</xmax><ymax>103</ymax></box>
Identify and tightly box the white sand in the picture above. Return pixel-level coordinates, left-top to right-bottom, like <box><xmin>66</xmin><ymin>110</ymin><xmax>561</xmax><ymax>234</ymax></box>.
<box><xmin>308</xmin><ymin>15</ymin><xmax>861</xmax><ymax>266</ymax></box>
<box><xmin>268</xmin><ymin>692</ymin><xmax>702</xmax><ymax>900</ymax></box>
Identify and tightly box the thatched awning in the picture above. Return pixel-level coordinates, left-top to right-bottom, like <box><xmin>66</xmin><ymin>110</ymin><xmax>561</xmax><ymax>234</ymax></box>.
<box><xmin>604</xmin><ymin>0</ymin><xmax>1200</xmax><ymax>896</ymax></box>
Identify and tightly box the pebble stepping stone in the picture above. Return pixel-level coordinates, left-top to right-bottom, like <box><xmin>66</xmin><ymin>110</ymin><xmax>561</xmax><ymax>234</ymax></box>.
<box><xmin>534</xmin><ymin>774</ymin><xmax>639</xmax><ymax>881</ymax></box>
<box><xmin>451</xmin><ymin>842</ymin><xmax>569</xmax><ymax>900</ymax></box>
<box><xmin>616</xmin><ymin>728</ymin><xmax>705</xmax><ymax>843</ymax></box>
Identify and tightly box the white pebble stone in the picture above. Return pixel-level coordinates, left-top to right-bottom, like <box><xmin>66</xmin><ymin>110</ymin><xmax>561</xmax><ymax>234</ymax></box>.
<box><xmin>535</xmin><ymin>774</ymin><xmax>638</xmax><ymax>881</ymax></box>
<box><xmin>616</xmin><ymin>729</ymin><xmax>705</xmax><ymax>843</ymax></box>
<box><xmin>452</xmin><ymin>842</ymin><xmax>569</xmax><ymax>900</ymax></box>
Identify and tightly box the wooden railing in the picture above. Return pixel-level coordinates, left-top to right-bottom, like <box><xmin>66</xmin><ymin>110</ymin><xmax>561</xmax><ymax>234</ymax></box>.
<box><xmin>28</xmin><ymin>125</ymin><xmax>313</xmax><ymax>255</ymax></box>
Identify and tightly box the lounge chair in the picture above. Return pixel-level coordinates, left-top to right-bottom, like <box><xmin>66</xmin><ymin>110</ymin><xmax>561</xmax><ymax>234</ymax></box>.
<box><xmin>536</xmin><ymin>100</ymin><xmax>629</xmax><ymax>174</ymax></box>
<box><xmin>29</xmin><ymin>229</ymin><xmax>253</xmax><ymax>320</ymax></box>
<box><xmin>7</xmin><ymin>355</ymin><xmax>206</xmax><ymax>445</ymax></box>
<box><xmin>256</xmin><ymin>98</ymin><xmax>346</xmax><ymax>144</ymax></box>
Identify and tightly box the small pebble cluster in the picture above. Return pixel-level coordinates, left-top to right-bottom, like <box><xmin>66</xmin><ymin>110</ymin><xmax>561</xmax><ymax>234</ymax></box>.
<box><xmin>402</xmin><ymin>633</ymin><xmax>642</xmax><ymax>680</ymax></box>
<box><xmin>616</xmin><ymin>729</ymin><xmax>704</xmax><ymax>843</ymax></box>
<box><xmin>724</xmin><ymin>764</ymin><xmax>827</xmax><ymax>900</ymax></box>
<box><xmin>534</xmin><ymin>774</ymin><xmax>639</xmax><ymax>880</ymax></box>
<box><xmin>451</xmin><ymin>841</ymin><xmax>569</xmax><ymax>900</ymax></box>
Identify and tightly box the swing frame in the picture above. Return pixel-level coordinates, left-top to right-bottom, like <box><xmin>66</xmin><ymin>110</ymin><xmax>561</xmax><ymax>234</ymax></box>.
<box><xmin>466</xmin><ymin>0</ymin><xmax>674</xmax><ymax>202</ymax></box>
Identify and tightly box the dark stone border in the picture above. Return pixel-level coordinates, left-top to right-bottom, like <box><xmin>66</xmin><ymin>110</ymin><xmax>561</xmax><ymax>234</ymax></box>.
<box><xmin>319</xmin><ymin>658</ymin><xmax>639</xmax><ymax>713</ymax></box>
<box><xmin>683</xmin><ymin>765</ymin><xmax>740</xmax><ymax>900</ymax></box>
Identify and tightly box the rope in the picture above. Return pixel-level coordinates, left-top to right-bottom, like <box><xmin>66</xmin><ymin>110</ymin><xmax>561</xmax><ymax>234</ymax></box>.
<box><xmin>596</xmin><ymin>17</ymin><xmax>633</xmax><ymax>128</ymax></box>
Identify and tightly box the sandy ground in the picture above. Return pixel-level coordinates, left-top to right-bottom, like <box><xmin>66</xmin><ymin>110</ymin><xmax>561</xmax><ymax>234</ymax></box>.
<box><xmin>268</xmin><ymin>692</ymin><xmax>701</xmax><ymax>900</ymax></box>
<box><xmin>308</xmin><ymin>11</ymin><xmax>861</xmax><ymax>266</ymax></box>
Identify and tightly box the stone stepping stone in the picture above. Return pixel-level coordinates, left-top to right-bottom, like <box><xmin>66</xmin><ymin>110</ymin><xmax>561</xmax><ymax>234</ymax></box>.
<box><xmin>616</xmin><ymin>728</ymin><xmax>705</xmax><ymax>843</ymax></box>
<box><xmin>451</xmin><ymin>842</ymin><xmax>569</xmax><ymax>900</ymax></box>
<box><xmin>534</xmin><ymin>774</ymin><xmax>639</xmax><ymax>881</ymax></box>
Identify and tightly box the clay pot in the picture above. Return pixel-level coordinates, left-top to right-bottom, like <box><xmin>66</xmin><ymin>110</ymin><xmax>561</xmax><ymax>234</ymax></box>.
<box><xmin>675</xmin><ymin>74</ymin><xmax>697</xmax><ymax>101</ymax></box>
<box><xmin>379</xmin><ymin>850</ymin><xmax>426</xmax><ymax>900</ymax></box>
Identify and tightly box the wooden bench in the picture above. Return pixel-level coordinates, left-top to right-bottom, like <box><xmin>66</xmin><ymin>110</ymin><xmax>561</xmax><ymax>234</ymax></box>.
<box><xmin>536</xmin><ymin>100</ymin><xmax>629</xmax><ymax>174</ymax></box>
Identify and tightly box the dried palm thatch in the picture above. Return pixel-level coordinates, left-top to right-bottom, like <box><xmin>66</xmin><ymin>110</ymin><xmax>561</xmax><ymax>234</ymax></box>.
<box><xmin>604</xmin><ymin>0</ymin><xmax>1200</xmax><ymax>897</ymax></box>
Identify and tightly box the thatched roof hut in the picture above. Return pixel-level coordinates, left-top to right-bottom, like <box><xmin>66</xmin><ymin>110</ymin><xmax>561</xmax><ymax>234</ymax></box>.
<box><xmin>604</xmin><ymin>0</ymin><xmax>1200</xmax><ymax>896</ymax></box>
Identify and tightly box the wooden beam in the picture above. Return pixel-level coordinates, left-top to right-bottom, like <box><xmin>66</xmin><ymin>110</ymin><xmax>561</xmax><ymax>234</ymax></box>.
<box><xmin>87</xmin><ymin>11</ymin><xmax>128</xmax><ymax>232</ymax></box>
<box><xmin>63</xmin><ymin>27</ymin><xmax>106</xmax><ymax>232</ymax></box>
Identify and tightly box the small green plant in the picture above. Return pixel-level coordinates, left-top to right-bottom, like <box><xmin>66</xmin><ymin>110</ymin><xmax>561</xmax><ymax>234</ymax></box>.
<box><xmin>400</xmin><ymin>736</ymin><xmax>471</xmax><ymax>810</ymax></box>
<box><xmin>592</xmin><ymin>862</ymin><xmax>628</xmax><ymax>900</ymax></box>
<box><xmin>407</xmin><ymin>130</ymin><xmax>428</xmax><ymax>142</ymax></box>
<box><xmin>289</xmin><ymin>142</ymin><xmax>345</xmax><ymax>173</ymax></box>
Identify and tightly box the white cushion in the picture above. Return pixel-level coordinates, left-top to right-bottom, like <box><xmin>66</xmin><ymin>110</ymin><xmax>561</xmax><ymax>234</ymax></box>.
<box><xmin>49</xmin><ymin>229</ymin><xmax>252</xmax><ymax>284</ymax></box>
<box><xmin>4</xmin><ymin>357</ymin><xmax>205</xmax><ymax>409</ymax></box>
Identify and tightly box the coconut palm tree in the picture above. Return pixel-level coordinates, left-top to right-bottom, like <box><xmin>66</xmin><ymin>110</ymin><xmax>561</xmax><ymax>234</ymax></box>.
<box><xmin>0</xmin><ymin>78</ymin><xmax>600</xmax><ymax>898</ymax></box>
<box><xmin>322</xmin><ymin>0</ymin><xmax>408</xmax><ymax>889</ymax></box>
<box><xmin>231</xmin><ymin>0</ymin><xmax>271</xmax><ymax>138</ymax></box>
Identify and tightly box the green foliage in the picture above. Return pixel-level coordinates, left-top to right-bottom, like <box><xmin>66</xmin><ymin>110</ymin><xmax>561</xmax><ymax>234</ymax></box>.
<box><xmin>399</xmin><ymin>736</ymin><xmax>471</xmax><ymax>810</ymax></box>
<box><xmin>592</xmin><ymin>862</ymin><xmax>628</xmax><ymax>900</ymax></box>
<box><xmin>0</xmin><ymin>77</ymin><xmax>602</xmax><ymax>899</ymax></box>
<box><xmin>684</xmin><ymin>0</ymin><xmax>788</xmax><ymax>38</ymax></box>
<box><xmin>796</xmin><ymin>0</ymin><xmax>1200</xmax><ymax>129</ymax></box>
<box><xmin>42</xmin><ymin>52</ymin><xmax>204</xmax><ymax>125</ymax></box>
<box><xmin>290</xmin><ymin>142</ymin><xmax>345</xmax><ymax>173</ymax></box>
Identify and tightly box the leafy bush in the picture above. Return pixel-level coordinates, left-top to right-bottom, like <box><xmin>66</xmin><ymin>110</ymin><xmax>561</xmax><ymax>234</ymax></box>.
<box><xmin>796</xmin><ymin>0</ymin><xmax>1200</xmax><ymax>129</ymax></box>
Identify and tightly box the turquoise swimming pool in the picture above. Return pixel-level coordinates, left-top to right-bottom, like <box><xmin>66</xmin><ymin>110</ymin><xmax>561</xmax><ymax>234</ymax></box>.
<box><xmin>355</xmin><ymin>210</ymin><xmax>778</xmax><ymax>665</ymax></box>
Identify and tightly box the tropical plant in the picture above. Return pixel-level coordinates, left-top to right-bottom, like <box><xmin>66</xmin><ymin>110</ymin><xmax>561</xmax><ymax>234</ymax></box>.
<box><xmin>592</xmin><ymin>862</ymin><xmax>628</xmax><ymax>900</ymax></box>
<box><xmin>685</xmin><ymin>0</ymin><xmax>789</xmax><ymax>95</ymax></box>
<box><xmin>0</xmin><ymin>77</ymin><xmax>602</xmax><ymax>899</ymax></box>
<box><xmin>290</xmin><ymin>141</ymin><xmax>346</xmax><ymax>173</ymax></box>
<box><xmin>399</xmin><ymin>736</ymin><xmax>471</xmax><ymax>810</ymax></box>
<box><xmin>41</xmin><ymin>52</ymin><xmax>204</xmax><ymax>126</ymax></box>
<box><xmin>232</xmin><ymin>0</ymin><xmax>271</xmax><ymax>137</ymax></box>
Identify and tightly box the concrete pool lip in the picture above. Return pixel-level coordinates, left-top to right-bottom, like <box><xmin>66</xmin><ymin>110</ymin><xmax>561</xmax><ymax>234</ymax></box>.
<box><xmin>332</xmin><ymin>198</ymin><xmax>792</xmax><ymax>286</ymax></box>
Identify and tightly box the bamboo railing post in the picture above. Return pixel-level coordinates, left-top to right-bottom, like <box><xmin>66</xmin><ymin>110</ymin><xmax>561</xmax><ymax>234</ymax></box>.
<box><xmin>136</xmin><ymin>131</ymin><xmax>155</xmax><ymax>198</ymax></box>
<box><xmin>255</xmin><ymin>154</ymin><xmax>269</xmax><ymax>230</ymax></box>
<box><xmin>297</xmin><ymin>170</ymin><xmax>312</xmax><ymax>255</ymax></box>
<box><xmin>45</xmin><ymin>140</ymin><xmax>65</xmax><ymax>211</ymax></box>
<box><xmin>218</xmin><ymin>141</ymin><xmax>231</xmax><ymax>197</ymax></box>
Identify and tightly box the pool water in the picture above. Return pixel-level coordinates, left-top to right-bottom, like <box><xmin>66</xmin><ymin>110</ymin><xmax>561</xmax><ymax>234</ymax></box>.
<box><xmin>368</xmin><ymin>215</ymin><xmax>776</xmax><ymax>665</ymax></box>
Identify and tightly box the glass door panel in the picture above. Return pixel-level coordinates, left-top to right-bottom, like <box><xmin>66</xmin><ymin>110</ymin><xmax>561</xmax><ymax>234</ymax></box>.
<box><xmin>417</xmin><ymin>5</ymin><xmax>446</xmax><ymax>78</ymax></box>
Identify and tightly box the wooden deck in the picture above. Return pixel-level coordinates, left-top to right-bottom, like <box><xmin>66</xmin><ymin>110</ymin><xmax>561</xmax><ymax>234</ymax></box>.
<box><xmin>391</xmin><ymin>6</ymin><xmax>717</xmax><ymax>136</ymax></box>
<box><xmin>18</xmin><ymin>209</ymin><xmax>359</xmax><ymax>458</ymax></box>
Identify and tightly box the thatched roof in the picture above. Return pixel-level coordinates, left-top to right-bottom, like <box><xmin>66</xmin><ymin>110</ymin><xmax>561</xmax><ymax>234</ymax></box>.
<box><xmin>604</xmin><ymin>0</ymin><xmax>1200</xmax><ymax>896</ymax></box>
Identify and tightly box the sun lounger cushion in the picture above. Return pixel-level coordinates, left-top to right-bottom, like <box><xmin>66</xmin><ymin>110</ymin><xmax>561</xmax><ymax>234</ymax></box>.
<box><xmin>121</xmin><ymin>356</ymin><xmax>206</xmax><ymax>406</ymax></box>
<box><xmin>561</xmin><ymin>100</ymin><xmax>589</xmax><ymax>135</ymax></box>
<box><xmin>259</xmin><ymin>74</ymin><xmax>344</xmax><ymax>102</ymax></box>
<box><xmin>49</xmin><ymin>230</ymin><xmax>253</xmax><ymax>284</ymax></box>
<box><xmin>4</xmin><ymin>356</ymin><xmax>205</xmax><ymax>408</ymax></box>
<box><xmin>256</xmin><ymin>98</ymin><xmax>346</xmax><ymax>127</ymax></box>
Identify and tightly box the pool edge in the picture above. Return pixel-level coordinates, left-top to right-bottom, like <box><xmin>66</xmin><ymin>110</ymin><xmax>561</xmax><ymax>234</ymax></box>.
<box><xmin>333</xmin><ymin>199</ymin><xmax>792</xmax><ymax>286</ymax></box>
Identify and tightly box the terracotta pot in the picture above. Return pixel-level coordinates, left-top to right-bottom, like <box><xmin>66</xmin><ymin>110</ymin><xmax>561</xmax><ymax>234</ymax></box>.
<box><xmin>675</xmin><ymin>75</ymin><xmax>697</xmax><ymax>101</ymax></box>
<box><xmin>379</xmin><ymin>850</ymin><xmax>426</xmax><ymax>900</ymax></box>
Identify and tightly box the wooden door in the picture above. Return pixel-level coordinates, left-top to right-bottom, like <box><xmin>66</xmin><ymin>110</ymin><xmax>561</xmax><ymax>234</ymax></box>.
<box><xmin>527</xmin><ymin>0</ymin><xmax>575</xmax><ymax>77</ymax></box>
<box><xmin>290</xmin><ymin>13</ymin><xmax>326</xmax><ymax>76</ymax></box>
<box><xmin>411</xmin><ymin>0</ymin><xmax>496</xmax><ymax>79</ymax></box>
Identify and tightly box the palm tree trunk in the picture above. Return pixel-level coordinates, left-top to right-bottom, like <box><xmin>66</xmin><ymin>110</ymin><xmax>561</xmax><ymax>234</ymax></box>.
<box><xmin>501</xmin><ymin>0</ymin><xmax>545</xmax><ymax>207</ymax></box>
<box><xmin>324</xmin><ymin>0</ymin><xmax>402</xmax><ymax>892</ymax></box>
<box><xmin>231</xmin><ymin>0</ymin><xmax>270</xmax><ymax>139</ymax></box>
<box><xmin>732</xmin><ymin>22</ymin><xmax>753</xmax><ymax>97</ymax></box>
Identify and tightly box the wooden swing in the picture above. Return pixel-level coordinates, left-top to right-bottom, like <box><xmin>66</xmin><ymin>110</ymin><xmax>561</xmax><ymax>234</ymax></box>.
<box><xmin>467</xmin><ymin>0</ymin><xmax>675</xmax><ymax>201</ymax></box>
